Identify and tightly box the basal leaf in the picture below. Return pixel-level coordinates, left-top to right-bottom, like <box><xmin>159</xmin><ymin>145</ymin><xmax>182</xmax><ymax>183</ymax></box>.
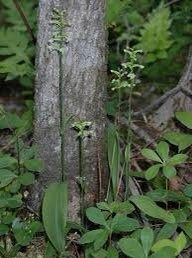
<box><xmin>42</xmin><ymin>182</ymin><xmax>68</xmax><ymax>253</ymax></box>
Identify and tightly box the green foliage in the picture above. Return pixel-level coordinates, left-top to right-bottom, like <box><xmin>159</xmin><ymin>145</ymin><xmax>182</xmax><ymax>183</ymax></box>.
<box><xmin>42</xmin><ymin>182</ymin><xmax>68</xmax><ymax>256</ymax></box>
<box><xmin>142</xmin><ymin>141</ymin><xmax>188</xmax><ymax>180</ymax></box>
<box><xmin>107</xmin><ymin>124</ymin><xmax>121</xmax><ymax>199</ymax></box>
<box><xmin>130</xmin><ymin>195</ymin><xmax>175</xmax><ymax>223</ymax></box>
<box><xmin>136</xmin><ymin>4</ymin><xmax>173</xmax><ymax>63</ymax></box>
<box><xmin>0</xmin><ymin>0</ymin><xmax>37</xmax><ymax>88</ymax></box>
<box><xmin>0</xmin><ymin>110</ymin><xmax>43</xmax><ymax>256</ymax></box>
<box><xmin>106</xmin><ymin>0</ymin><xmax>130</xmax><ymax>24</ymax></box>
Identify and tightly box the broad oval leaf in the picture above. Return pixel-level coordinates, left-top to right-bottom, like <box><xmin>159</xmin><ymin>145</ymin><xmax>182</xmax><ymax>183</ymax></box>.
<box><xmin>106</xmin><ymin>246</ymin><xmax>119</xmax><ymax>258</ymax></box>
<box><xmin>156</xmin><ymin>141</ymin><xmax>169</xmax><ymax>161</ymax></box>
<box><xmin>118</xmin><ymin>238</ymin><xmax>145</xmax><ymax>258</ymax></box>
<box><xmin>141</xmin><ymin>148</ymin><xmax>162</xmax><ymax>163</ymax></box>
<box><xmin>0</xmin><ymin>156</ymin><xmax>17</xmax><ymax>169</ymax></box>
<box><xmin>94</xmin><ymin>229</ymin><xmax>109</xmax><ymax>250</ymax></box>
<box><xmin>183</xmin><ymin>184</ymin><xmax>192</xmax><ymax>197</ymax></box>
<box><xmin>0</xmin><ymin>169</ymin><xmax>17</xmax><ymax>188</ymax></box>
<box><xmin>86</xmin><ymin>207</ymin><xmax>107</xmax><ymax>226</ymax></box>
<box><xmin>18</xmin><ymin>172</ymin><xmax>34</xmax><ymax>186</ymax></box>
<box><xmin>80</xmin><ymin>229</ymin><xmax>105</xmax><ymax>244</ymax></box>
<box><xmin>42</xmin><ymin>182</ymin><xmax>68</xmax><ymax>253</ymax></box>
<box><xmin>150</xmin><ymin>246</ymin><xmax>176</xmax><ymax>258</ymax></box>
<box><xmin>176</xmin><ymin>111</ymin><xmax>192</xmax><ymax>129</ymax></box>
<box><xmin>156</xmin><ymin>223</ymin><xmax>177</xmax><ymax>241</ymax></box>
<box><xmin>145</xmin><ymin>164</ymin><xmax>161</xmax><ymax>180</ymax></box>
<box><xmin>151</xmin><ymin>239</ymin><xmax>176</xmax><ymax>253</ymax></box>
<box><xmin>130</xmin><ymin>195</ymin><xmax>175</xmax><ymax>223</ymax></box>
<box><xmin>141</xmin><ymin>227</ymin><xmax>154</xmax><ymax>256</ymax></box>
<box><xmin>163</xmin><ymin>132</ymin><xmax>192</xmax><ymax>152</ymax></box>
<box><xmin>174</xmin><ymin>232</ymin><xmax>187</xmax><ymax>255</ymax></box>
<box><xmin>162</xmin><ymin>166</ymin><xmax>176</xmax><ymax>179</ymax></box>
<box><xmin>24</xmin><ymin>159</ymin><xmax>43</xmax><ymax>172</ymax></box>
<box><xmin>167</xmin><ymin>154</ymin><xmax>187</xmax><ymax>166</ymax></box>
<box><xmin>111</xmin><ymin>214</ymin><xmax>140</xmax><ymax>232</ymax></box>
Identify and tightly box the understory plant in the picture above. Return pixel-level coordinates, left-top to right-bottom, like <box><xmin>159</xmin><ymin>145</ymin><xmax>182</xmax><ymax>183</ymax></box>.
<box><xmin>41</xmin><ymin>45</ymin><xmax>192</xmax><ymax>258</ymax></box>
<box><xmin>0</xmin><ymin>108</ymin><xmax>43</xmax><ymax>257</ymax></box>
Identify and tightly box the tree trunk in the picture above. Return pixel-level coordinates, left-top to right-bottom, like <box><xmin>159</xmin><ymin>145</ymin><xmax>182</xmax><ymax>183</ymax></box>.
<box><xmin>30</xmin><ymin>0</ymin><xmax>107</xmax><ymax>220</ymax></box>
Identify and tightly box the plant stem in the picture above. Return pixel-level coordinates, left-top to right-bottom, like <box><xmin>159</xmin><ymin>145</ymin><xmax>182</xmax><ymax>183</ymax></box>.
<box><xmin>79</xmin><ymin>138</ymin><xmax>85</xmax><ymax>225</ymax></box>
<box><xmin>59</xmin><ymin>51</ymin><xmax>66</xmax><ymax>182</ymax></box>
<box><xmin>125</xmin><ymin>86</ymin><xmax>133</xmax><ymax>200</ymax></box>
<box><xmin>15</xmin><ymin>135</ymin><xmax>21</xmax><ymax>175</ymax></box>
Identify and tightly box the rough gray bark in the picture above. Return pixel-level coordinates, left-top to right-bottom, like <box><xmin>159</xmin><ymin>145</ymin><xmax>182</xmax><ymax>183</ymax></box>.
<box><xmin>30</xmin><ymin>0</ymin><xmax>107</xmax><ymax>220</ymax></box>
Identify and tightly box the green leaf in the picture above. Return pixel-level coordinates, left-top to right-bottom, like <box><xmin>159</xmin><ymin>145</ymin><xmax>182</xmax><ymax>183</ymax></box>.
<box><xmin>141</xmin><ymin>148</ymin><xmax>162</xmax><ymax>163</ymax></box>
<box><xmin>174</xmin><ymin>232</ymin><xmax>186</xmax><ymax>255</ymax></box>
<box><xmin>118</xmin><ymin>238</ymin><xmax>145</xmax><ymax>258</ymax></box>
<box><xmin>110</xmin><ymin>201</ymin><xmax>135</xmax><ymax>214</ymax></box>
<box><xmin>136</xmin><ymin>4</ymin><xmax>172</xmax><ymax>63</ymax></box>
<box><xmin>0</xmin><ymin>169</ymin><xmax>17</xmax><ymax>188</ymax></box>
<box><xmin>45</xmin><ymin>241</ymin><xmax>57</xmax><ymax>258</ymax></box>
<box><xmin>86</xmin><ymin>207</ymin><xmax>107</xmax><ymax>226</ymax></box>
<box><xmin>18</xmin><ymin>172</ymin><xmax>35</xmax><ymax>186</ymax></box>
<box><xmin>130</xmin><ymin>195</ymin><xmax>175</xmax><ymax>223</ymax></box>
<box><xmin>24</xmin><ymin>159</ymin><xmax>43</xmax><ymax>172</ymax></box>
<box><xmin>167</xmin><ymin>154</ymin><xmax>187</xmax><ymax>166</ymax></box>
<box><xmin>0</xmin><ymin>113</ymin><xmax>22</xmax><ymax>129</ymax></box>
<box><xmin>147</xmin><ymin>189</ymin><xmax>189</xmax><ymax>203</ymax></box>
<box><xmin>176</xmin><ymin>111</ymin><xmax>192</xmax><ymax>129</ymax></box>
<box><xmin>92</xmin><ymin>249</ymin><xmax>107</xmax><ymax>258</ymax></box>
<box><xmin>80</xmin><ymin>229</ymin><xmax>104</xmax><ymax>244</ymax></box>
<box><xmin>172</xmin><ymin>209</ymin><xmax>187</xmax><ymax>223</ymax></box>
<box><xmin>7</xmin><ymin>194</ymin><xmax>23</xmax><ymax>208</ymax></box>
<box><xmin>163</xmin><ymin>132</ymin><xmax>192</xmax><ymax>152</ymax></box>
<box><xmin>42</xmin><ymin>182</ymin><xmax>68</xmax><ymax>253</ymax></box>
<box><xmin>156</xmin><ymin>141</ymin><xmax>169</xmax><ymax>161</ymax></box>
<box><xmin>140</xmin><ymin>227</ymin><xmax>154</xmax><ymax>256</ymax></box>
<box><xmin>183</xmin><ymin>184</ymin><xmax>192</xmax><ymax>197</ymax></box>
<box><xmin>107</xmin><ymin>125</ymin><xmax>121</xmax><ymax>197</ymax></box>
<box><xmin>150</xmin><ymin>247</ymin><xmax>176</xmax><ymax>258</ymax></box>
<box><xmin>145</xmin><ymin>164</ymin><xmax>161</xmax><ymax>180</ymax></box>
<box><xmin>0</xmin><ymin>156</ymin><xmax>17</xmax><ymax>169</ymax></box>
<box><xmin>106</xmin><ymin>246</ymin><xmax>119</xmax><ymax>258</ymax></box>
<box><xmin>106</xmin><ymin>0</ymin><xmax>128</xmax><ymax>23</ymax></box>
<box><xmin>13</xmin><ymin>220</ymin><xmax>42</xmax><ymax>246</ymax></box>
<box><xmin>0</xmin><ymin>224</ymin><xmax>9</xmax><ymax>235</ymax></box>
<box><xmin>180</xmin><ymin>222</ymin><xmax>192</xmax><ymax>239</ymax></box>
<box><xmin>162</xmin><ymin>166</ymin><xmax>176</xmax><ymax>179</ymax></box>
<box><xmin>111</xmin><ymin>214</ymin><xmax>140</xmax><ymax>232</ymax></box>
<box><xmin>156</xmin><ymin>223</ymin><xmax>177</xmax><ymax>241</ymax></box>
<box><xmin>151</xmin><ymin>239</ymin><xmax>176</xmax><ymax>253</ymax></box>
<box><xmin>94</xmin><ymin>229</ymin><xmax>109</xmax><ymax>250</ymax></box>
